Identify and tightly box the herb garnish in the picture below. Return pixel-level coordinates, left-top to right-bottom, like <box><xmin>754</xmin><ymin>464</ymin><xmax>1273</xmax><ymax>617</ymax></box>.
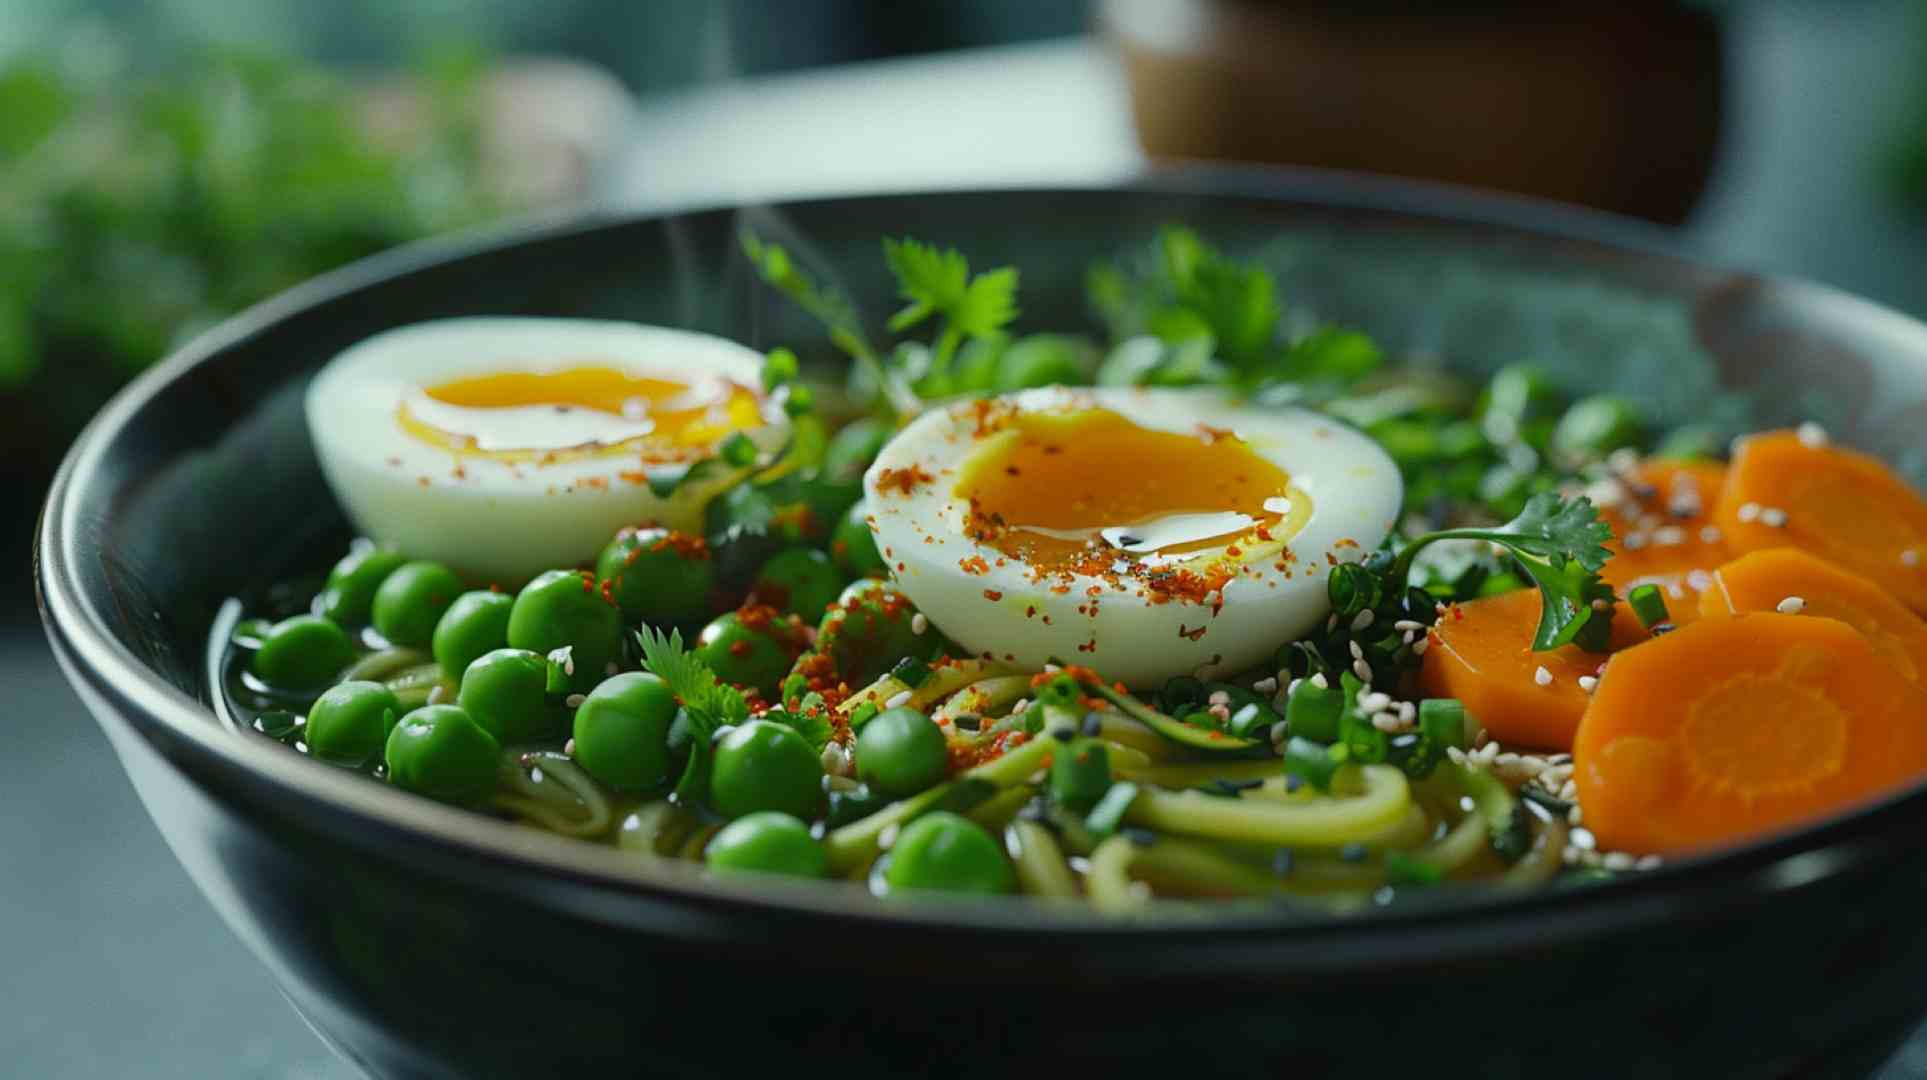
<box><xmin>636</xmin><ymin>626</ymin><xmax>749</xmax><ymax>803</ymax></box>
<box><xmin>1388</xmin><ymin>492</ymin><xmax>1618</xmax><ymax>652</ymax></box>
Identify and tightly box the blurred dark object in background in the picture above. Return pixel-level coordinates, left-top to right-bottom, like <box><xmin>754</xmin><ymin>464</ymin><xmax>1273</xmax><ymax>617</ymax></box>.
<box><xmin>1101</xmin><ymin>0</ymin><xmax>1724</xmax><ymax>225</ymax></box>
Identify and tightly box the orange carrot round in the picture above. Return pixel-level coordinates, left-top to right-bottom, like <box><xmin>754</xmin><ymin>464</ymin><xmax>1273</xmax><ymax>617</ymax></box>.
<box><xmin>1574</xmin><ymin>612</ymin><xmax>1927</xmax><ymax>856</ymax></box>
<box><xmin>1699</xmin><ymin>547</ymin><xmax>1927</xmax><ymax>682</ymax></box>
<box><xmin>1712</xmin><ymin>430</ymin><xmax>1927</xmax><ymax>615</ymax></box>
<box><xmin>1418</xmin><ymin>588</ymin><xmax>1634</xmax><ymax>751</ymax></box>
<box><xmin>1600</xmin><ymin>459</ymin><xmax>1729</xmax><ymax>627</ymax></box>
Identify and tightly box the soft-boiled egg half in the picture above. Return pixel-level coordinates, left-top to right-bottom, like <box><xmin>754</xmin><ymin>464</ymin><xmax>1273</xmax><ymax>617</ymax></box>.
<box><xmin>864</xmin><ymin>387</ymin><xmax>1401</xmax><ymax>685</ymax></box>
<box><xmin>307</xmin><ymin>317</ymin><xmax>786</xmax><ymax>583</ymax></box>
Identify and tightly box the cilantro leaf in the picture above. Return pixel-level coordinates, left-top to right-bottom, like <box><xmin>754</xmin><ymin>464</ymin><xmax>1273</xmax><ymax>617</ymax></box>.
<box><xmin>1389</xmin><ymin>493</ymin><xmax>1619</xmax><ymax>652</ymax></box>
<box><xmin>882</xmin><ymin>236</ymin><xmax>1019</xmax><ymax>386</ymax></box>
<box><xmin>636</xmin><ymin>625</ymin><xmax>750</xmax><ymax>803</ymax></box>
<box><xmin>1153</xmin><ymin>227</ymin><xmax>1280</xmax><ymax>371</ymax></box>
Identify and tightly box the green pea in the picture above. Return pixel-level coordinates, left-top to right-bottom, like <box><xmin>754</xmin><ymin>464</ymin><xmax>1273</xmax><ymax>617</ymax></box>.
<box><xmin>304</xmin><ymin>681</ymin><xmax>400</xmax><ymax>767</ymax></box>
<box><xmin>571</xmin><ymin>672</ymin><xmax>678</xmax><ymax>793</ymax></box>
<box><xmin>709</xmin><ymin>719</ymin><xmax>823</xmax><ymax>820</ymax></box>
<box><xmin>695</xmin><ymin>609</ymin><xmax>806</xmax><ymax>699</ymax></box>
<box><xmin>595</xmin><ymin>527</ymin><xmax>715</xmax><ymax>625</ymax></box>
<box><xmin>823</xmin><ymin>418</ymin><xmax>892</xmax><ymax>483</ymax></box>
<box><xmin>704</xmin><ymin>811</ymin><xmax>828</xmax><ymax>878</ymax></box>
<box><xmin>318</xmin><ymin>544</ymin><xmax>409</xmax><ymax>626</ymax></box>
<box><xmin>830</xmin><ymin>501</ymin><xmax>887</xmax><ymax>579</ymax></box>
<box><xmin>251</xmin><ymin>614</ymin><xmax>356</xmax><ymax>691</ymax></box>
<box><xmin>372</xmin><ymin>561</ymin><xmax>465</xmax><ymax>648</ymax></box>
<box><xmin>457</xmin><ymin>648</ymin><xmax>562</xmax><ymax>744</ymax></box>
<box><xmin>816</xmin><ymin>579</ymin><xmax>924</xmax><ymax>688</ymax></box>
<box><xmin>1551</xmin><ymin>395</ymin><xmax>1644</xmax><ymax>460</ymax></box>
<box><xmin>854</xmin><ymin>706</ymin><xmax>949</xmax><ymax>798</ymax></box>
<box><xmin>506</xmin><ymin>569</ymin><xmax>622</xmax><ymax>690</ymax></box>
<box><xmin>384</xmin><ymin>704</ymin><xmax>500</xmax><ymax>805</ymax></box>
<box><xmin>995</xmin><ymin>334</ymin><xmax>1095</xmax><ymax>391</ymax></box>
<box><xmin>432</xmin><ymin>590</ymin><xmax>513</xmax><ymax>682</ymax></box>
<box><xmin>752</xmin><ymin>548</ymin><xmax>846</xmax><ymax>623</ymax></box>
<box><xmin>881</xmin><ymin>811</ymin><xmax>1013</xmax><ymax>895</ymax></box>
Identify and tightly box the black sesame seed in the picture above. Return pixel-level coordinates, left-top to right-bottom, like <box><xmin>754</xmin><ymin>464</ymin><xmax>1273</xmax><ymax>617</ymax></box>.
<box><xmin>1340</xmin><ymin>843</ymin><xmax>1369</xmax><ymax>864</ymax></box>
<box><xmin>1651</xmin><ymin>622</ymin><xmax>1677</xmax><ymax>636</ymax></box>
<box><xmin>1081</xmin><ymin>713</ymin><xmax>1103</xmax><ymax>737</ymax></box>
<box><xmin>1123</xmin><ymin>827</ymin><xmax>1157</xmax><ymax>848</ymax></box>
<box><xmin>1272</xmin><ymin>849</ymin><xmax>1295</xmax><ymax>877</ymax></box>
<box><xmin>1052</xmin><ymin>727</ymin><xmax>1074</xmax><ymax>743</ymax></box>
<box><xmin>1285</xmin><ymin>775</ymin><xmax>1304</xmax><ymax>794</ymax></box>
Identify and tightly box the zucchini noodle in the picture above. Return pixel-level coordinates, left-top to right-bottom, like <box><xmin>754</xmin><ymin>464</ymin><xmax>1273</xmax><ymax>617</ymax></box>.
<box><xmin>491</xmin><ymin>751</ymin><xmax>614</xmax><ymax>839</ymax></box>
<box><xmin>1005</xmin><ymin>820</ymin><xmax>1079</xmax><ymax>899</ymax></box>
<box><xmin>1124</xmin><ymin>764</ymin><xmax>1412</xmax><ymax>849</ymax></box>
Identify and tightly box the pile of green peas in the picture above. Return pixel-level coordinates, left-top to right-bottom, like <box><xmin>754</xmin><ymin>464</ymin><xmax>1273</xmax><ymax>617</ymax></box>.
<box><xmin>238</xmin><ymin>474</ymin><xmax>1014</xmax><ymax>896</ymax></box>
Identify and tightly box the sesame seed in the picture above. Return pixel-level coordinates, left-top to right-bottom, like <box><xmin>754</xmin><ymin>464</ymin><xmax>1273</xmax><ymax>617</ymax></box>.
<box><xmin>1558</xmin><ymin>779</ymin><xmax>1578</xmax><ymax>800</ymax></box>
<box><xmin>878</xmin><ymin>823</ymin><xmax>900</xmax><ymax>850</ymax></box>
<box><xmin>1010</xmin><ymin>698</ymin><xmax>1030</xmax><ymax>714</ymax></box>
<box><xmin>1359</xmin><ymin>691</ymin><xmax>1392</xmax><ymax>713</ymax></box>
<box><xmin>1906</xmin><ymin>549</ymin><xmax>1922</xmax><ymax>568</ymax></box>
<box><xmin>821</xmin><ymin>743</ymin><xmax>851</xmax><ymax>776</ymax></box>
<box><xmin>1776</xmin><ymin>596</ymin><xmax>1806</xmax><ymax>615</ymax></box>
<box><xmin>1397</xmin><ymin>700</ymin><xmax>1416</xmax><ymax>721</ymax></box>
<box><xmin>426</xmin><ymin>684</ymin><xmax>448</xmax><ymax>705</ymax></box>
<box><xmin>1413</xmin><ymin>637</ymin><xmax>1431</xmax><ymax>656</ymax></box>
<box><xmin>1310</xmin><ymin>672</ymin><xmax>1329</xmax><ymax>690</ymax></box>
<box><xmin>1737</xmin><ymin>502</ymin><xmax>1761</xmax><ymax>523</ymax></box>
<box><xmin>1534</xmin><ymin>666</ymin><xmax>1553</xmax><ymax>687</ymax></box>
<box><xmin>1568</xmin><ymin>805</ymin><xmax>1584</xmax><ymax>826</ymax></box>
<box><xmin>1253</xmin><ymin>677</ymin><xmax>1279</xmax><ymax>694</ymax></box>
<box><xmin>1269</xmin><ymin>720</ymin><xmax>1291</xmax><ymax>745</ymax></box>
<box><xmin>1584</xmin><ymin>478</ymin><xmax>1626</xmax><ymax>508</ymax></box>
<box><xmin>1796</xmin><ymin>421</ymin><xmax>1829</xmax><ymax>447</ymax></box>
<box><xmin>1667</xmin><ymin>496</ymin><xmax>1701</xmax><ymax>519</ymax></box>
<box><xmin>1570</xmin><ymin>827</ymin><xmax>1597</xmax><ymax>851</ymax></box>
<box><xmin>1622</xmin><ymin>532</ymin><xmax>1649</xmax><ymax>551</ymax></box>
<box><xmin>1207</xmin><ymin>690</ymin><xmax>1231</xmax><ymax>707</ymax></box>
<box><xmin>1351</xmin><ymin>609</ymin><xmax>1375</xmax><ymax>632</ymax></box>
<box><xmin>1636</xmin><ymin>854</ymin><xmax>1664</xmax><ymax>871</ymax></box>
<box><xmin>1474</xmin><ymin>742</ymin><xmax>1501</xmax><ymax>766</ymax></box>
<box><xmin>884</xmin><ymin>689</ymin><xmax>913</xmax><ymax>709</ymax></box>
<box><xmin>1494</xmin><ymin>752</ymin><xmax>1520</xmax><ymax>767</ymax></box>
<box><xmin>911</xmin><ymin>612</ymin><xmax>929</xmax><ymax>635</ymax></box>
<box><xmin>1699</xmin><ymin>526</ymin><xmax>1723</xmax><ymax>544</ymax></box>
<box><xmin>1760</xmin><ymin>507</ymin><xmax>1788</xmax><ymax>528</ymax></box>
<box><xmin>1285</xmin><ymin>678</ymin><xmax>1303</xmax><ymax>695</ymax></box>
<box><xmin>1393</xmin><ymin>619</ymin><xmax>1426</xmax><ymax>633</ymax></box>
<box><xmin>1326</xmin><ymin>613</ymin><xmax>1338</xmax><ymax>632</ymax></box>
<box><xmin>1371</xmin><ymin>713</ymin><xmax>1404</xmax><ymax>732</ymax></box>
<box><xmin>564</xmin><ymin>693</ymin><xmax>586</xmax><ymax>708</ymax></box>
<box><xmin>1602</xmin><ymin>852</ymin><xmax>1636</xmax><ymax>871</ymax></box>
<box><xmin>1348</xmin><ymin>640</ymin><xmax>1365</xmax><ymax>661</ymax></box>
<box><xmin>1652</xmin><ymin>526</ymin><xmax>1686</xmax><ymax>547</ymax></box>
<box><xmin>1353</xmin><ymin>658</ymin><xmax>1374</xmax><ymax>682</ymax></box>
<box><xmin>1687</xmin><ymin>569</ymin><xmax>1715</xmax><ymax>592</ymax></box>
<box><xmin>1578</xmin><ymin>675</ymin><xmax>1599</xmax><ymax>694</ymax></box>
<box><xmin>563</xmin><ymin>738</ymin><xmax>576</xmax><ymax>755</ymax></box>
<box><xmin>1607</xmin><ymin>448</ymin><xmax>1640</xmax><ymax>475</ymax></box>
<box><xmin>1446</xmin><ymin>746</ymin><xmax>1468</xmax><ymax>765</ymax></box>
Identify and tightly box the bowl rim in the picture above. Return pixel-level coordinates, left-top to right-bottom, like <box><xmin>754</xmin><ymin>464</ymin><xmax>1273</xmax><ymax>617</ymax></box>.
<box><xmin>37</xmin><ymin>164</ymin><xmax>1927</xmax><ymax>954</ymax></box>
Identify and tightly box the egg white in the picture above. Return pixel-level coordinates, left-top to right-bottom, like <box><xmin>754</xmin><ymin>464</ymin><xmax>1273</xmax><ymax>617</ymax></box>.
<box><xmin>306</xmin><ymin>317</ymin><xmax>785</xmax><ymax>584</ymax></box>
<box><xmin>863</xmin><ymin>386</ymin><xmax>1401</xmax><ymax>686</ymax></box>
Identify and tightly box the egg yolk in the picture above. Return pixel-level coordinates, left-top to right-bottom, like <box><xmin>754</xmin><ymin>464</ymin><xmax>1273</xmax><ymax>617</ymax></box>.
<box><xmin>955</xmin><ymin>408</ymin><xmax>1309</xmax><ymax>569</ymax></box>
<box><xmin>397</xmin><ymin>366</ymin><xmax>762</xmax><ymax>463</ymax></box>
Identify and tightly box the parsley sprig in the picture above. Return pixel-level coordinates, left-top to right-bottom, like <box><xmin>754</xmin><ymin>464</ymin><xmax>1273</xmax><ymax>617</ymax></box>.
<box><xmin>1388</xmin><ymin>492</ymin><xmax>1618</xmax><ymax>652</ymax></box>
<box><xmin>636</xmin><ymin>626</ymin><xmax>749</xmax><ymax>803</ymax></box>
<box><xmin>882</xmin><ymin>236</ymin><xmax>1019</xmax><ymax>387</ymax></box>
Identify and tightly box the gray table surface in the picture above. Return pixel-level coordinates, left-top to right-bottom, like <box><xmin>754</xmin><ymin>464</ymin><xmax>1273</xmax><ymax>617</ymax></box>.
<box><xmin>14</xmin><ymin>3</ymin><xmax>1927</xmax><ymax>1075</ymax></box>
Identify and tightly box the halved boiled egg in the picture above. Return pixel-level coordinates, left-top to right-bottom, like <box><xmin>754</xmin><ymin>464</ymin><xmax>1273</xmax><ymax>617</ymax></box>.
<box><xmin>864</xmin><ymin>387</ymin><xmax>1401</xmax><ymax>685</ymax></box>
<box><xmin>307</xmin><ymin>317</ymin><xmax>785</xmax><ymax>583</ymax></box>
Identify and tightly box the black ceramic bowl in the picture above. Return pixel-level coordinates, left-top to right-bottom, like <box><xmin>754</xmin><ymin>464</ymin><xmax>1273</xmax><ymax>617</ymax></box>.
<box><xmin>38</xmin><ymin>173</ymin><xmax>1927</xmax><ymax>1080</ymax></box>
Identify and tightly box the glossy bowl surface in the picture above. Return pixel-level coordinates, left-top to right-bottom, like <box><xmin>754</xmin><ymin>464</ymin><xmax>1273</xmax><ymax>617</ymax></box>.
<box><xmin>38</xmin><ymin>171</ymin><xmax>1927</xmax><ymax>1079</ymax></box>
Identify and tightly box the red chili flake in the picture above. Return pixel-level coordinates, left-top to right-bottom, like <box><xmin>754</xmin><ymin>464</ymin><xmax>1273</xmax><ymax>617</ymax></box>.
<box><xmin>618</xmin><ymin>470</ymin><xmax>649</xmax><ymax>485</ymax></box>
<box><xmin>958</xmin><ymin>555</ymin><xmax>991</xmax><ymax>576</ymax></box>
<box><xmin>1255</xmin><ymin>527</ymin><xmax>1274</xmax><ymax>542</ymax></box>
<box><xmin>983</xmin><ymin>589</ymin><xmax>1004</xmax><ymax>602</ymax></box>
<box><xmin>1025</xmin><ymin>605</ymin><xmax>1037</xmax><ymax>619</ymax></box>
<box><xmin>874</xmin><ymin>465</ymin><xmax>935</xmax><ymax>495</ymax></box>
<box><xmin>728</xmin><ymin>640</ymin><xmax>752</xmax><ymax>657</ymax></box>
<box><xmin>1196</xmin><ymin>423</ymin><xmax>1235</xmax><ymax>443</ymax></box>
<box><xmin>1177</xmin><ymin>624</ymin><xmax>1208</xmax><ymax>641</ymax></box>
<box><xmin>1225</xmin><ymin>545</ymin><xmax>1242</xmax><ymax>558</ymax></box>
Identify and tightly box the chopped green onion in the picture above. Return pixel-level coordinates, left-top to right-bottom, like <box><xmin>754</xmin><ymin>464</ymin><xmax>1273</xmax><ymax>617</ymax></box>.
<box><xmin>847</xmin><ymin>700</ymin><xmax>880</xmax><ymax>731</ymax></box>
<box><xmin>1340</xmin><ymin>710</ymin><xmax>1389</xmax><ymax>765</ymax></box>
<box><xmin>1628</xmin><ymin>583</ymin><xmax>1671</xmax><ymax>630</ymax></box>
<box><xmin>1084</xmin><ymin>781</ymin><xmax>1140</xmax><ymax>838</ymax></box>
<box><xmin>1285</xmin><ymin>678</ymin><xmax>1343</xmax><ymax>743</ymax></box>
<box><xmin>1419</xmin><ymin>698</ymin><xmax>1469</xmax><ymax>752</ymax></box>
<box><xmin>1281</xmin><ymin>737</ymin><xmax>1341</xmax><ymax>792</ymax></box>
<box><xmin>889</xmin><ymin>656</ymin><xmax>931</xmax><ymax>689</ymax></box>
<box><xmin>1225</xmin><ymin>702</ymin><xmax>1272</xmax><ymax>739</ymax></box>
<box><xmin>1384</xmin><ymin>851</ymin><xmax>1443</xmax><ymax>887</ymax></box>
<box><xmin>781</xmin><ymin>383</ymin><xmax>815</xmax><ymax>417</ymax></box>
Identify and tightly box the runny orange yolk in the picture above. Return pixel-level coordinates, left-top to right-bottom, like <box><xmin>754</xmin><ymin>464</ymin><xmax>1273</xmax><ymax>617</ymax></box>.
<box><xmin>955</xmin><ymin>408</ymin><xmax>1306</xmax><ymax>567</ymax></box>
<box><xmin>396</xmin><ymin>365</ymin><xmax>762</xmax><ymax>462</ymax></box>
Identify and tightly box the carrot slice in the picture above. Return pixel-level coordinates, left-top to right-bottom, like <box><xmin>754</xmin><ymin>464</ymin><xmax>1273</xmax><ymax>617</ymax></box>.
<box><xmin>1574</xmin><ymin>612</ymin><xmax>1927</xmax><ymax>856</ymax></box>
<box><xmin>1712</xmin><ymin>430</ymin><xmax>1927</xmax><ymax>615</ymax></box>
<box><xmin>1600</xmin><ymin>459</ymin><xmax>1729</xmax><ymax>627</ymax></box>
<box><xmin>1699</xmin><ymin>547</ymin><xmax>1927</xmax><ymax>682</ymax></box>
<box><xmin>1418</xmin><ymin>588</ymin><xmax>1640</xmax><ymax>751</ymax></box>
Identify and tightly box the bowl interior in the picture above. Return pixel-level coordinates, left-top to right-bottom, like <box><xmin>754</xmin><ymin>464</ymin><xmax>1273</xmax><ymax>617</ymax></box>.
<box><xmin>46</xmin><ymin>176</ymin><xmax>1927</xmax><ymax>924</ymax></box>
